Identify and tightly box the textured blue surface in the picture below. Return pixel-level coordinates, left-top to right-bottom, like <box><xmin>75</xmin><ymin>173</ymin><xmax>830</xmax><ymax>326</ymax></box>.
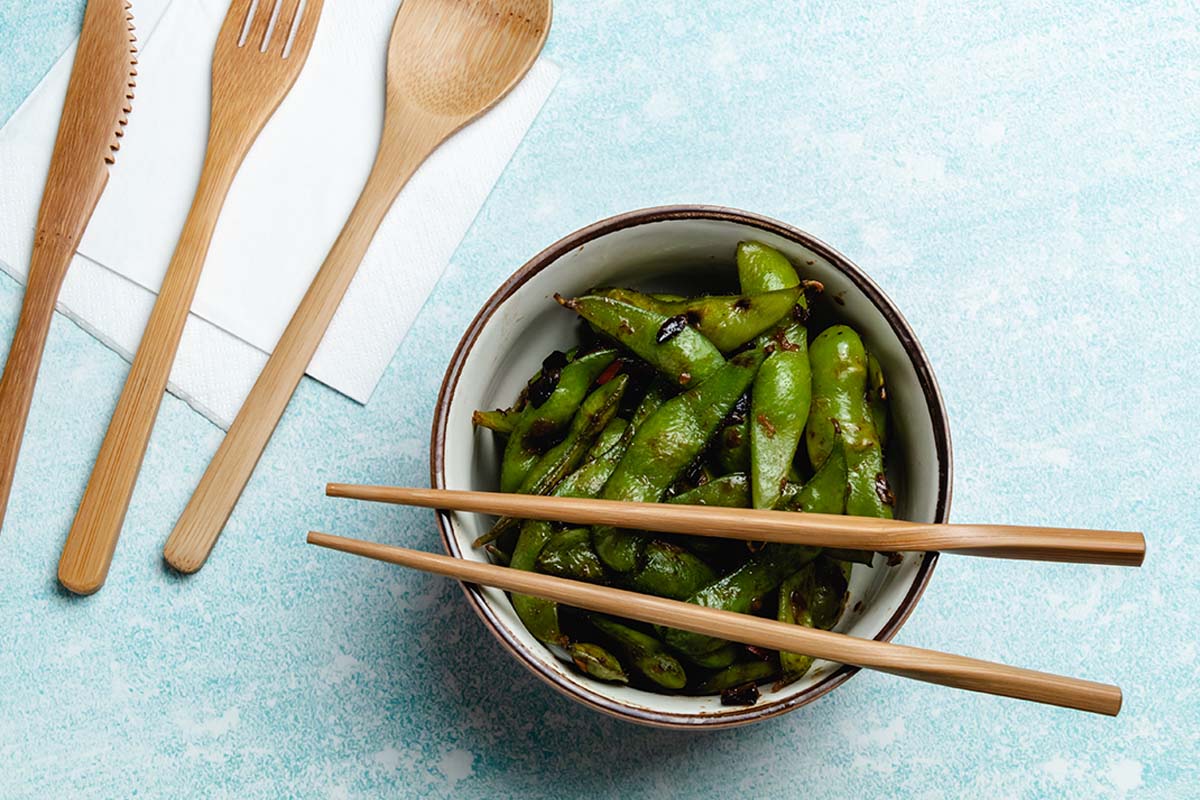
<box><xmin>2</xmin><ymin>1</ymin><xmax>1198</xmax><ymax>797</ymax></box>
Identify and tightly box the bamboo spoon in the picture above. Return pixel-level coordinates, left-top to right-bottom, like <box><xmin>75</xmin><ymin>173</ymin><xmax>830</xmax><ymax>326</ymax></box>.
<box><xmin>307</xmin><ymin>531</ymin><xmax>1123</xmax><ymax>716</ymax></box>
<box><xmin>324</xmin><ymin>485</ymin><xmax>1147</xmax><ymax>567</ymax></box>
<box><xmin>0</xmin><ymin>0</ymin><xmax>137</xmax><ymax>534</ymax></box>
<box><xmin>164</xmin><ymin>0</ymin><xmax>553</xmax><ymax>575</ymax></box>
<box><xmin>58</xmin><ymin>0</ymin><xmax>324</xmax><ymax>595</ymax></box>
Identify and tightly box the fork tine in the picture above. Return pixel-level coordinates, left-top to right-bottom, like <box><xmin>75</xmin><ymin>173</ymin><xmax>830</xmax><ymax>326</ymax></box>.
<box><xmin>284</xmin><ymin>0</ymin><xmax>324</xmax><ymax>59</ymax></box>
<box><xmin>269</xmin><ymin>0</ymin><xmax>302</xmax><ymax>55</ymax></box>
<box><xmin>219</xmin><ymin>0</ymin><xmax>254</xmax><ymax>42</ymax></box>
<box><xmin>246</xmin><ymin>0</ymin><xmax>278</xmax><ymax>50</ymax></box>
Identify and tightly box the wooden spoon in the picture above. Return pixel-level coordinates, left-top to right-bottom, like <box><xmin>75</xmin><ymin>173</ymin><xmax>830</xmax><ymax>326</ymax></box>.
<box><xmin>164</xmin><ymin>0</ymin><xmax>553</xmax><ymax>574</ymax></box>
<box><xmin>58</xmin><ymin>0</ymin><xmax>324</xmax><ymax>595</ymax></box>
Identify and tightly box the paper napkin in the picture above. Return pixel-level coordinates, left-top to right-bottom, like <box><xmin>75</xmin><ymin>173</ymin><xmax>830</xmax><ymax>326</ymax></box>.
<box><xmin>0</xmin><ymin>0</ymin><xmax>559</xmax><ymax>428</ymax></box>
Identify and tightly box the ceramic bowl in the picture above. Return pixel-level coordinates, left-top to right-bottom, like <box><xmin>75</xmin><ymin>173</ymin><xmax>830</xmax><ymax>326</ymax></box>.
<box><xmin>431</xmin><ymin>206</ymin><xmax>952</xmax><ymax>728</ymax></box>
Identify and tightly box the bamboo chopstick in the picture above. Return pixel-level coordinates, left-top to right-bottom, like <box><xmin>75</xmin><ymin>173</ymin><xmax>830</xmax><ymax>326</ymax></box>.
<box><xmin>306</xmin><ymin>531</ymin><xmax>1123</xmax><ymax>716</ymax></box>
<box><xmin>325</xmin><ymin>485</ymin><xmax>1146</xmax><ymax>567</ymax></box>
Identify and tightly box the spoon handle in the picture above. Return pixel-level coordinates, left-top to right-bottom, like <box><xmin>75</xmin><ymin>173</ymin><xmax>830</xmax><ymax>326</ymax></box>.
<box><xmin>163</xmin><ymin>143</ymin><xmax>430</xmax><ymax>574</ymax></box>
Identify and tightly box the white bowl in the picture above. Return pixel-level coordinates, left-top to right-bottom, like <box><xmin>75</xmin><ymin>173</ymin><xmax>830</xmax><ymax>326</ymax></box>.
<box><xmin>431</xmin><ymin>206</ymin><xmax>953</xmax><ymax>728</ymax></box>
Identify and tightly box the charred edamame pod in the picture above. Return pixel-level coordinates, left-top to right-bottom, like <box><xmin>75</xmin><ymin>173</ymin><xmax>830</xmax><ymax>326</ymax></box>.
<box><xmin>567</xmin><ymin>642</ymin><xmax>628</xmax><ymax>684</ymax></box>
<box><xmin>500</xmin><ymin>348</ymin><xmax>617</xmax><ymax>492</ymax></box>
<box><xmin>536</xmin><ymin>527</ymin><xmax>606</xmax><ymax>582</ymax></box>
<box><xmin>695</xmin><ymin>658</ymin><xmax>780</xmax><ymax>694</ymax></box>
<box><xmin>866</xmin><ymin>350</ymin><xmax>889</xmax><ymax>450</ymax></box>
<box><xmin>594</xmin><ymin>348</ymin><xmax>766</xmax><ymax>573</ymax></box>
<box><xmin>660</xmin><ymin>543</ymin><xmax>820</xmax><ymax>657</ymax></box>
<box><xmin>591</xmin><ymin>616</ymin><xmax>687</xmax><ymax>690</ymax></box>
<box><xmin>668</xmin><ymin>473</ymin><xmax>751</xmax><ymax>508</ymax></box>
<box><xmin>806</xmin><ymin>326</ymin><xmax>894</xmax><ymax>519</ymax></box>
<box><xmin>557</xmin><ymin>294</ymin><xmax>724</xmax><ymax>387</ymax></box>
<box><xmin>594</xmin><ymin>285</ymin><xmax>802</xmax><ymax>352</ymax></box>
<box><xmin>777</xmin><ymin>556</ymin><xmax>852</xmax><ymax>681</ymax></box>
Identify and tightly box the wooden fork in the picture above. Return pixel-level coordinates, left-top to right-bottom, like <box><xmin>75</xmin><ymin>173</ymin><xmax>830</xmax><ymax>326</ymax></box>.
<box><xmin>58</xmin><ymin>0</ymin><xmax>324</xmax><ymax>595</ymax></box>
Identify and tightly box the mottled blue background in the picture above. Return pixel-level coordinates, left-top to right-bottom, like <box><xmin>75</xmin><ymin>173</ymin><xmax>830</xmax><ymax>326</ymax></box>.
<box><xmin>1</xmin><ymin>1</ymin><xmax>1197</xmax><ymax>797</ymax></box>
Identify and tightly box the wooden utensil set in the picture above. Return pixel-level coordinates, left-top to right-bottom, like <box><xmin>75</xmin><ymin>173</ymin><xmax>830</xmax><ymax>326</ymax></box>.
<box><xmin>0</xmin><ymin>0</ymin><xmax>1143</xmax><ymax>717</ymax></box>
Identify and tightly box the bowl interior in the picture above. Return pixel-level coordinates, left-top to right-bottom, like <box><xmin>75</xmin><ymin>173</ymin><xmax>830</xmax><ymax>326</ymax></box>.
<box><xmin>435</xmin><ymin>211</ymin><xmax>949</xmax><ymax>726</ymax></box>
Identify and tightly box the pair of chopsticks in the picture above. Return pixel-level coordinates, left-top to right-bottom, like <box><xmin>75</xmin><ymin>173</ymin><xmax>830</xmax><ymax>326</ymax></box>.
<box><xmin>309</xmin><ymin>484</ymin><xmax>1146</xmax><ymax>716</ymax></box>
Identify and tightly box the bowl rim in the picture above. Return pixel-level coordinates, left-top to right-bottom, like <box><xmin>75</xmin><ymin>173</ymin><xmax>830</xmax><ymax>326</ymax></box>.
<box><xmin>430</xmin><ymin>204</ymin><xmax>953</xmax><ymax>728</ymax></box>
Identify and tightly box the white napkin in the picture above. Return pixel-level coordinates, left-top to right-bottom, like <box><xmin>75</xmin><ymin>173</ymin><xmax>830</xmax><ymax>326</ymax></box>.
<box><xmin>0</xmin><ymin>0</ymin><xmax>559</xmax><ymax>428</ymax></box>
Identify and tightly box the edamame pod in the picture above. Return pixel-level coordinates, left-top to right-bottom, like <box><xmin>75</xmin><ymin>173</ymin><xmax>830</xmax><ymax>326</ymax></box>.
<box><xmin>478</xmin><ymin>376</ymin><xmax>628</xmax><ymax>547</ymax></box>
<box><xmin>749</xmin><ymin>322</ymin><xmax>812</xmax><ymax>509</ymax></box>
<box><xmin>501</xmin><ymin>348</ymin><xmax>617</xmax><ymax>492</ymax></box>
<box><xmin>685</xmin><ymin>643</ymin><xmax>739</xmax><ymax>669</ymax></box>
<box><xmin>777</xmin><ymin>555</ymin><xmax>851</xmax><ymax>681</ymax></box>
<box><xmin>594</xmin><ymin>286</ymin><xmax>802</xmax><ymax>352</ymax></box>
<box><xmin>471</xmin><ymin>408</ymin><xmax>518</xmax><ymax>434</ymax></box>
<box><xmin>695</xmin><ymin>658</ymin><xmax>780</xmax><ymax>694</ymax></box>
<box><xmin>509</xmin><ymin>520</ymin><xmax>566</xmax><ymax>645</ymax></box>
<box><xmin>806</xmin><ymin>326</ymin><xmax>894</xmax><ymax>519</ymax></box>
<box><xmin>660</xmin><ymin>543</ymin><xmax>820</xmax><ymax>656</ymax></box>
<box><xmin>736</xmin><ymin>240</ymin><xmax>816</xmax><ymax>510</ymax></box>
<box><xmin>668</xmin><ymin>473</ymin><xmax>751</xmax><ymax>508</ymax></box>
<box><xmin>594</xmin><ymin>348</ymin><xmax>766</xmax><ymax>573</ymax></box>
<box><xmin>515</xmin><ymin>375</ymin><xmax>628</xmax><ymax>497</ymax></box>
<box><xmin>737</xmin><ymin>240</ymin><xmax>799</xmax><ymax>293</ymax></box>
<box><xmin>556</xmin><ymin>294</ymin><xmax>725</xmax><ymax>386</ymax></box>
<box><xmin>626</xmin><ymin>539</ymin><xmax>717</xmax><ymax>600</ymax></box>
<box><xmin>536</xmin><ymin>527</ymin><xmax>606</xmax><ymax>582</ymax></box>
<box><xmin>568</xmin><ymin>642</ymin><xmax>628</xmax><ymax>684</ymax></box>
<box><xmin>866</xmin><ymin>351</ymin><xmax>889</xmax><ymax>450</ymax></box>
<box><xmin>591</xmin><ymin>616</ymin><xmax>687</xmax><ymax>690</ymax></box>
<box><xmin>712</xmin><ymin>394</ymin><xmax>751</xmax><ymax>474</ymax></box>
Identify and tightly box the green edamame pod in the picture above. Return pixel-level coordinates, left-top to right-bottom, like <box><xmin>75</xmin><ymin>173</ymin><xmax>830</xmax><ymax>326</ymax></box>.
<box><xmin>568</xmin><ymin>642</ymin><xmax>628</xmax><ymax>684</ymax></box>
<box><xmin>660</xmin><ymin>543</ymin><xmax>820</xmax><ymax>656</ymax></box>
<box><xmin>557</xmin><ymin>294</ymin><xmax>724</xmax><ymax>386</ymax></box>
<box><xmin>737</xmin><ymin>241</ymin><xmax>800</xmax><ymax>293</ymax></box>
<box><xmin>668</xmin><ymin>473</ymin><xmax>751</xmax><ymax>508</ymax></box>
<box><xmin>866</xmin><ymin>351</ymin><xmax>889</xmax><ymax>450</ymax></box>
<box><xmin>711</xmin><ymin>394</ymin><xmax>751</xmax><ymax>474</ymax></box>
<box><xmin>594</xmin><ymin>348</ymin><xmax>766</xmax><ymax>573</ymax></box>
<box><xmin>685</xmin><ymin>643</ymin><xmax>739</xmax><ymax>669</ymax></box>
<box><xmin>536</xmin><ymin>528</ymin><xmax>607</xmax><ymax>582</ymax></box>
<box><xmin>626</xmin><ymin>539</ymin><xmax>717</xmax><ymax>600</ymax></box>
<box><xmin>478</xmin><ymin>376</ymin><xmax>628</xmax><ymax>547</ymax></box>
<box><xmin>591</xmin><ymin>616</ymin><xmax>687</xmax><ymax>690</ymax></box>
<box><xmin>695</xmin><ymin>658</ymin><xmax>779</xmax><ymax>693</ymax></box>
<box><xmin>778</xmin><ymin>555</ymin><xmax>852</xmax><ymax>681</ymax></box>
<box><xmin>501</xmin><ymin>348</ymin><xmax>617</xmax><ymax>492</ymax></box>
<box><xmin>749</xmin><ymin>323</ymin><xmax>811</xmax><ymax>509</ymax></box>
<box><xmin>515</xmin><ymin>374</ymin><xmax>628</xmax><ymax>497</ymax></box>
<box><xmin>472</xmin><ymin>408</ymin><xmax>518</xmax><ymax>434</ymax></box>
<box><xmin>594</xmin><ymin>286</ymin><xmax>802</xmax><ymax>352</ymax></box>
<box><xmin>509</xmin><ymin>520</ymin><xmax>566</xmax><ymax>645</ymax></box>
<box><xmin>736</xmin><ymin>240</ymin><xmax>815</xmax><ymax>510</ymax></box>
<box><xmin>806</xmin><ymin>326</ymin><xmax>893</xmax><ymax>519</ymax></box>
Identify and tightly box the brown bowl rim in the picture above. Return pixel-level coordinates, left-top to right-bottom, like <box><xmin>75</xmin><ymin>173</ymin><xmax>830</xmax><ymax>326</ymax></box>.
<box><xmin>430</xmin><ymin>204</ymin><xmax>953</xmax><ymax>729</ymax></box>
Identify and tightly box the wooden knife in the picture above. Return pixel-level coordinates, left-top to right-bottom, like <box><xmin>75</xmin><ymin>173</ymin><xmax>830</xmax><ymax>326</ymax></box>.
<box><xmin>0</xmin><ymin>0</ymin><xmax>138</xmax><ymax>533</ymax></box>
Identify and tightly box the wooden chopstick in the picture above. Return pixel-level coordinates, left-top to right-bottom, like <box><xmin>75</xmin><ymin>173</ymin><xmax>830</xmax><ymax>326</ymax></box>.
<box><xmin>325</xmin><ymin>485</ymin><xmax>1146</xmax><ymax>567</ymax></box>
<box><xmin>306</xmin><ymin>531</ymin><xmax>1123</xmax><ymax>716</ymax></box>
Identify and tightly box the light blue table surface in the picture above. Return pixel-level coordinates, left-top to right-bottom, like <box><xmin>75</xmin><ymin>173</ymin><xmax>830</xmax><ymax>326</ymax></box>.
<box><xmin>2</xmin><ymin>2</ymin><xmax>1197</xmax><ymax>797</ymax></box>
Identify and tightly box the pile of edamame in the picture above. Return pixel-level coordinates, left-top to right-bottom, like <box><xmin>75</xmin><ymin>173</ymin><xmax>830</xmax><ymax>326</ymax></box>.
<box><xmin>472</xmin><ymin>242</ymin><xmax>894</xmax><ymax>704</ymax></box>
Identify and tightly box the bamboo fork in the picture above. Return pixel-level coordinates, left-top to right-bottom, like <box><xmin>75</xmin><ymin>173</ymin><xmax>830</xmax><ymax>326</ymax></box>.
<box><xmin>325</xmin><ymin>485</ymin><xmax>1147</xmax><ymax>567</ymax></box>
<box><xmin>163</xmin><ymin>0</ymin><xmax>553</xmax><ymax>575</ymax></box>
<box><xmin>58</xmin><ymin>0</ymin><xmax>324</xmax><ymax>595</ymax></box>
<box><xmin>307</xmin><ymin>531</ymin><xmax>1123</xmax><ymax>716</ymax></box>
